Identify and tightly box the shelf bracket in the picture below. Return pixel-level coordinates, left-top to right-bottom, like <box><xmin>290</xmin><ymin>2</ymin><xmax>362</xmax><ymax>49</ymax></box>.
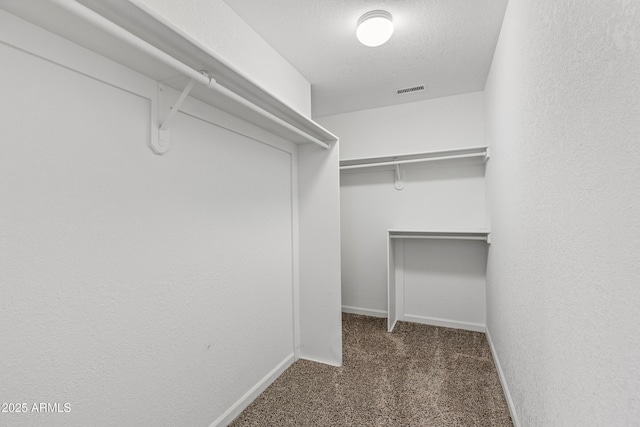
<box><xmin>483</xmin><ymin>147</ymin><xmax>491</xmax><ymax>163</ymax></box>
<box><xmin>394</xmin><ymin>162</ymin><xmax>404</xmax><ymax>191</ymax></box>
<box><xmin>151</xmin><ymin>78</ymin><xmax>196</xmax><ymax>155</ymax></box>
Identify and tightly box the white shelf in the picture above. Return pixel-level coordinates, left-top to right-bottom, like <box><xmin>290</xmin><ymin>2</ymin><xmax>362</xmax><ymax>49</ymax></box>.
<box><xmin>387</xmin><ymin>229</ymin><xmax>490</xmax><ymax>333</ymax></box>
<box><xmin>388</xmin><ymin>229</ymin><xmax>491</xmax><ymax>242</ymax></box>
<box><xmin>340</xmin><ymin>146</ymin><xmax>489</xmax><ymax>190</ymax></box>
<box><xmin>340</xmin><ymin>146</ymin><xmax>489</xmax><ymax>171</ymax></box>
<box><xmin>1</xmin><ymin>0</ymin><xmax>338</xmax><ymax>149</ymax></box>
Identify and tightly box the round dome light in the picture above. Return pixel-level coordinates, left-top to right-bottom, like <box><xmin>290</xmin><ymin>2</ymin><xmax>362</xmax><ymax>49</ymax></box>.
<box><xmin>356</xmin><ymin>10</ymin><xmax>394</xmax><ymax>47</ymax></box>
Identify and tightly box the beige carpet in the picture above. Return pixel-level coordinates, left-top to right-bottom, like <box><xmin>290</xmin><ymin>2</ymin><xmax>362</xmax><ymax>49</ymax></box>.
<box><xmin>231</xmin><ymin>313</ymin><xmax>513</xmax><ymax>426</ymax></box>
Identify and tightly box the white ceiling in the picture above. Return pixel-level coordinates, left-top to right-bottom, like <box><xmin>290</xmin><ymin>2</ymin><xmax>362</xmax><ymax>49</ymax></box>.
<box><xmin>223</xmin><ymin>0</ymin><xmax>509</xmax><ymax>118</ymax></box>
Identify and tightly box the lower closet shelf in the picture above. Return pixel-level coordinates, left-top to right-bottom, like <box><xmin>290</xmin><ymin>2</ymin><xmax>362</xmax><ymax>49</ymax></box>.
<box><xmin>387</xmin><ymin>229</ymin><xmax>490</xmax><ymax>332</ymax></box>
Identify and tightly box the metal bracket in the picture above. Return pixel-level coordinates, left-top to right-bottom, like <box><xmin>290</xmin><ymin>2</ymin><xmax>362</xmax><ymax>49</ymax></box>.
<box><xmin>150</xmin><ymin>78</ymin><xmax>196</xmax><ymax>155</ymax></box>
<box><xmin>394</xmin><ymin>162</ymin><xmax>404</xmax><ymax>191</ymax></box>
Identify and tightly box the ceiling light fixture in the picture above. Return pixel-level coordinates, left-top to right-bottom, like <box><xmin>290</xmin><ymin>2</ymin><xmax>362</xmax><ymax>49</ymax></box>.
<box><xmin>356</xmin><ymin>10</ymin><xmax>394</xmax><ymax>47</ymax></box>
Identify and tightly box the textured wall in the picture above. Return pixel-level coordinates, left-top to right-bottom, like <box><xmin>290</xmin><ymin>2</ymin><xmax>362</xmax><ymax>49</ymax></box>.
<box><xmin>135</xmin><ymin>0</ymin><xmax>312</xmax><ymax>117</ymax></box>
<box><xmin>485</xmin><ymin>0</ymin><xmax>640</xmax><ymax>425</ymax></box>
<box><xmin>0</xmin><ymin>15</ymin><xmax>295</xmax><ymax>426</ymax></box>
<box><xmin>318</xmin><ymin>93</ymin><xmax>487</xmax><ymax>325</ymax></box>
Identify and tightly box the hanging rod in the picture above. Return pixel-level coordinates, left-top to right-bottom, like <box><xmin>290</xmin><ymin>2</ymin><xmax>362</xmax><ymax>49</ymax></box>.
<box><xmin>47</xmin><ymin>0</ymin><xmax>330</xmax><ymax>150</ymax></box>
<box><xmin>340</xmin><ymin>150</ymin><xmax>487</xmax><ymax>170</ymax></box>
<box><xmin>340</xmin><ymin>152</ymin><xmax>483</xmax><ymax>170</ymax></box>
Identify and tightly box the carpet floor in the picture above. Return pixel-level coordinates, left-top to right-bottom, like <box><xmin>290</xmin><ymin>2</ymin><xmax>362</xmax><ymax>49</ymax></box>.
<box><xmin>231</xmin><ymin>313</ymin><xmax>513</xmax><ymax>426</ymax></box>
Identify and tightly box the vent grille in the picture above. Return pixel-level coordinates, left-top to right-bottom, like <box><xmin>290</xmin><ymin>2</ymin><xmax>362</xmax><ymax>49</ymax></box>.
<box><xmin>395</xmin><ymin>84</ymin><xmax>426</xmax><ymax>96</ymax></box>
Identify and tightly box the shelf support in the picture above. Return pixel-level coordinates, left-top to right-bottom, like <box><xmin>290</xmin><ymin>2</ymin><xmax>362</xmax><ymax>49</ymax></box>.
<box><xmin>394</xmin><ymin>163</ymin><xmax>404</xmax><ymax>191</ymax></box>
<box><xmin>483</xmin><ymin>147</ymin><xmax>491</xmax><ymax>163</ymax></box>
<box><xmin>160</xmin><ymin>78</ymin><xmax>196</xmax><ymax>132</ymax></box>
<box><xmin>151</xmin><ymin>78</ymin><xmax>196</xmax><ymax>155</ymax></box>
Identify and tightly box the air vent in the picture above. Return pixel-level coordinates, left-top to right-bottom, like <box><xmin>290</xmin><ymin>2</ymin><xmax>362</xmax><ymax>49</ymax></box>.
<box><xmin>395</xmin><ymin>84</ymin><xmax>426</xmax><ymax>96</ymax></box>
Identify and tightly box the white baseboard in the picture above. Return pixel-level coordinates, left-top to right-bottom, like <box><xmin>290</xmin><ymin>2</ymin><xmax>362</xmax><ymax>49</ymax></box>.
<box><xmin>342</xmin><ymin>305</ymin><xmax>387</xmax><ymax>318</ymax></box>
<box><xmin>403</xmin><ymin>314</ymin><xmax>485</xmax><ymax>333</ymax></box>
<box><xmin>485</xmin><ymin>327</ymin><xmax>521</xmax><ymax>427</ymax></box>
<box><xmin>210</xmin><ymin>353</ymin><xmax>295</xmax><ymax>427</ymax></box>
<box><xmin>299</xmin><ymin>352</ymin><xmax>342</xmax><ymax>367</ymax></box>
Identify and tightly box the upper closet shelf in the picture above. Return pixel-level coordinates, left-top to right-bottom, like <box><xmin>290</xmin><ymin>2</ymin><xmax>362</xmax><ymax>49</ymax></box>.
<box><xmin>0</xmin><ymin>0</ymin><xmax>338</xmax><ymax>150</ymax></box>
<box><xmin>340</xmin><ymin>146</ymin><xmax>489</xmax><ymax>170</ymax></box>
<box><xmin>340</xmin><ymin>146</ymin><xmax>489</xmax><ymax>190</ymax></box>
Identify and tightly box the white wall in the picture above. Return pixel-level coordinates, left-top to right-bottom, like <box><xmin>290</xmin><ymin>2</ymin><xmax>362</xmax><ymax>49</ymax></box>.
<box><xmin>485</xmin><ymin>1</ymin><xmax>640</xmax><ymax>425</ymax></box>
<box><xmin>317</xmin><ymin>93</ymin><xmax>488</xmax><ymax>329</ymax></box>
<box><xmin>320</xmin><ymin>91</ymin><xmax>486</xmax><ymax>159</ymax></box>
<box><xmin>0</xmin><ymin>11</ymin><xmax>303</xmax><ymax>427</ymax></box>
<box><xmin>403</xmin><ymin>239</ymin><xmax>488</xmax><ymax>330</ymax></box>
<box><xmin>135</xmin><ymin>0</ymin><xmax>312</xmax><ymax>117</ymax></box>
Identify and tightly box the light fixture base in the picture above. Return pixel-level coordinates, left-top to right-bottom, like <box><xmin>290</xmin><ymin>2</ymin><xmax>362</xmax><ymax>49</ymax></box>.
<box><xmin>357</xmin><ymin>10</ymin><xmax>392</xmax><ymax>27</ymax></box>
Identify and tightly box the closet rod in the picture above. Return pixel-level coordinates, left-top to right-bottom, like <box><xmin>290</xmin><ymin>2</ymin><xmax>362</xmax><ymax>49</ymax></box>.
<box><xmin>340</xmin><ymin>152</ymin><xmax>484</xmax><ymax>170</ymax></box>
<box><xmin>48</xmin><ymin>0</ymin><xmax>329</xmax><ymax>150</ymax></box>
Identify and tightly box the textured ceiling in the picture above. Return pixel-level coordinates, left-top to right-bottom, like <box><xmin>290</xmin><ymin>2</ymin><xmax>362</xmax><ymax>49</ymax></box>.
<box><xmin>223</xmin><ymin>0</ymin><xmax>509</xmax><ymax>118</ymax></box>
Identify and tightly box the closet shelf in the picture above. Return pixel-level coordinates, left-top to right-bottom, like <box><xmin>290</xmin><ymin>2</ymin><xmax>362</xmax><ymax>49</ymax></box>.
<box><xmin>340</xmin><ymin>146</ymin><xmax>489</xmax><ymax>171</ymax></box>
<box><xmin>388</xmin><ymin>229</ymin><xmax>491</xmax><ymax>243</ymax></box>
<box><xmin>1</xmin><ymin>0</ymin><xmax>338</xmax><ymax>149</ymax></box>
<box><xmin>340</xmin><ymin>146</ymin><xmax>489</xmax><ymax>191</ymax></box>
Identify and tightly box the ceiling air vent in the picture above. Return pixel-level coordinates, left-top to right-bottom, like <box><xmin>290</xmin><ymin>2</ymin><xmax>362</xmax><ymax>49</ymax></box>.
<box><xmin>395</xmin><ymin>84</ymin><xmax>426</xmax><ymax>96</ymax></box>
